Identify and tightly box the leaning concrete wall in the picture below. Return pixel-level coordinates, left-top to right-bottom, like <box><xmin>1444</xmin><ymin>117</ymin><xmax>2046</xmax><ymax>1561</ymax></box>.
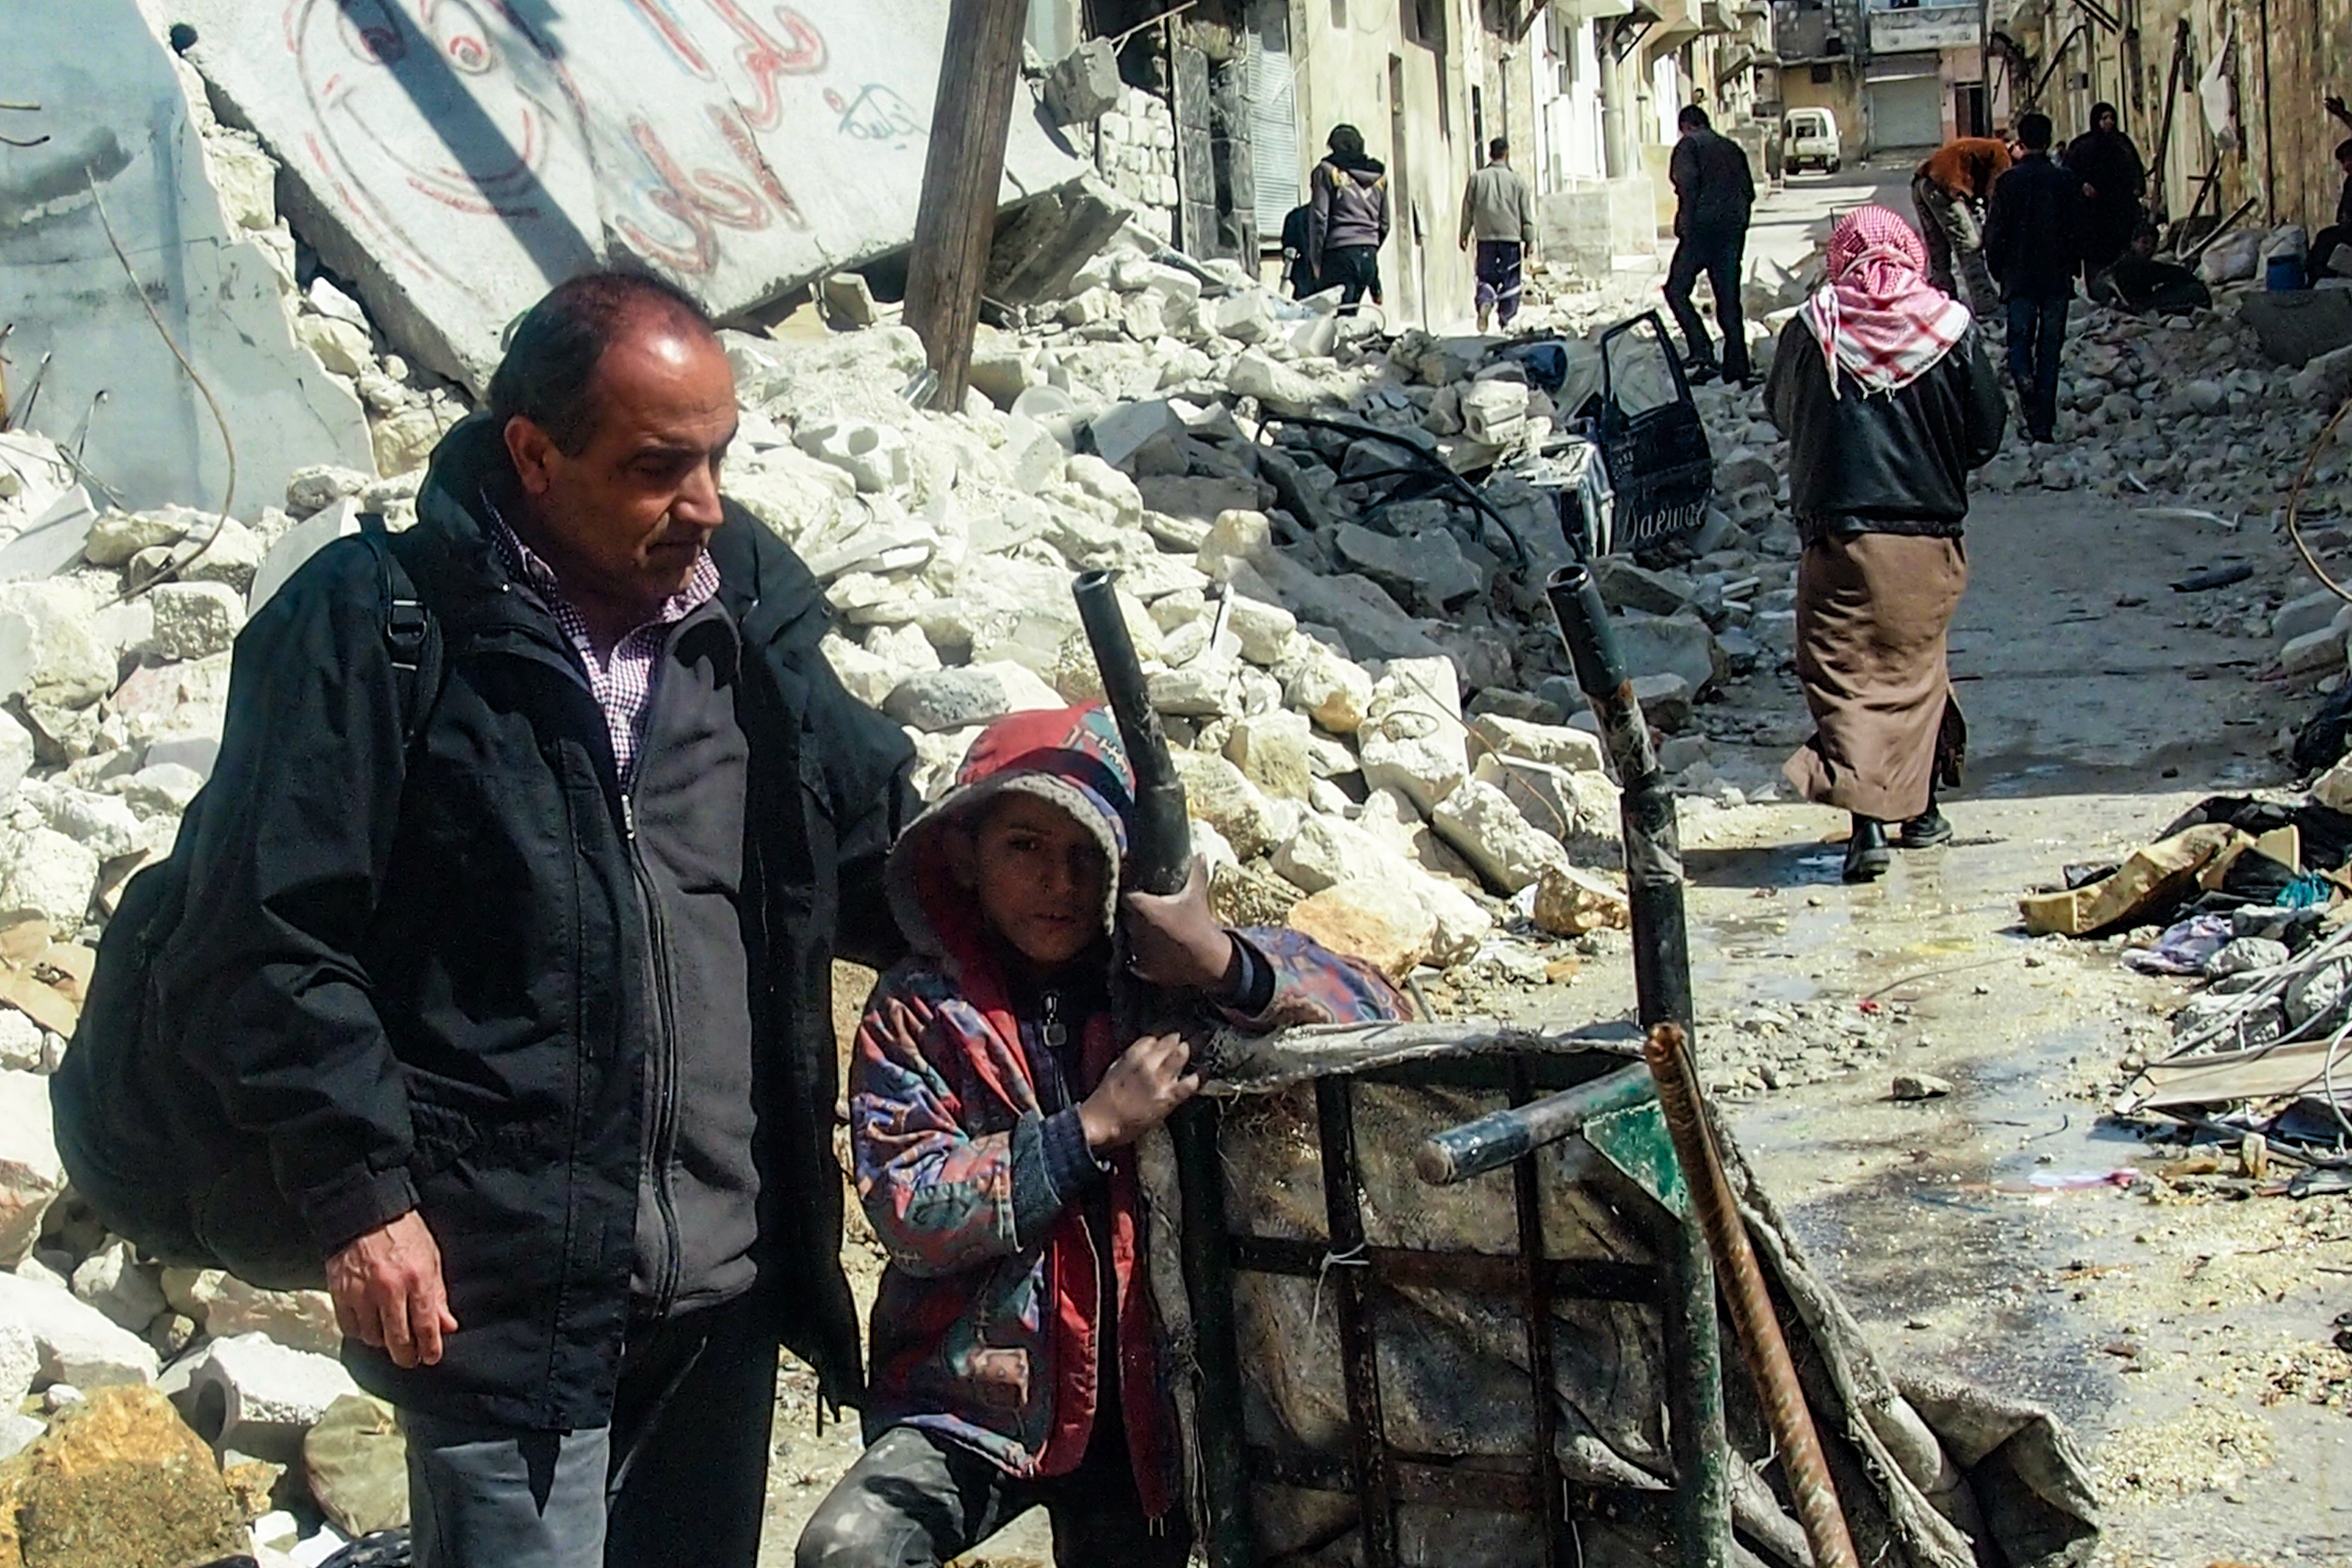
<box><xmin>0</xmin><ymin>0</ymin><xmax>374</xmax><ymax>517</ymax></box>
<box><xmin>168</xmin><ymin>0</ymin><xmax>1089</xmax><ymax>393</ymax></box>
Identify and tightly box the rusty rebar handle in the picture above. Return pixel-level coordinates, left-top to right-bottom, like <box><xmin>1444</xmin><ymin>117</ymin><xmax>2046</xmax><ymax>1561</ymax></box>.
<box><xmin>1645</xmin><ymin>1022</ymin><xmax>1860</xmax><ymax>1568</ymax></box>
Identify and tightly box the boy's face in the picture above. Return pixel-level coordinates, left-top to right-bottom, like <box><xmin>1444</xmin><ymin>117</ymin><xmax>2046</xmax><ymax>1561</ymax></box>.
<box><xmin>965</xmin><ymin>793</ymin><xmax>1110</xmax><ymax>967</ymax></box>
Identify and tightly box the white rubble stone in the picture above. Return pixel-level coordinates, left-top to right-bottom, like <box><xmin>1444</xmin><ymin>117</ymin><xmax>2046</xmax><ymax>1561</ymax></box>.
<box><xmin>1458</xmin><ymin>379</ymin><xmax>1529</xmax><ymax>446</ymax></box>
<box><xmin>247</xmin><ymin>498</ymin><xmax>361</xmax><ymax>615</ymax></box>
<box><xmin>1411</xmin><ymin>874</ymin><xmax>1495</xmax><ymax>964</ymax></box>
<box><xmin>1284</xmin><ymin>877</ymin><xmax>1435</xmax><ymax>979</ymax></box>
<box><xmin>0</xmin><ymin>828</ymin><xmax>99</xmax><ymax>930</ymax></box>
<box><xmin>725</xmin><ymin>454</ymin><xmax>860</xmax><ymax>549</ymax></box>
<box><xmin>1227</xmin><ymin>351</ymin><xmax>1329</xmax><ymax>415</ymax></box>
<box><xmin>184</xmin><ymin>1333</ymin><xmax>361</xmax><ymax>1462</ymax></box>
<box><xmin>0</xmin><ymin>713</ymin><xmax>34</xmax><ymax>801</ymax></box>
<box><xmin>1223</xmin><ymin>711</ymin><xmax>1314</xmax><ymax>800</ymax></box>
<box><xmin>0</xmin><ymin>1269</ymin><xmax>157</xmax><ymax>1388</ymax></box>
<box><xmin>0</xmin><ymin>1412</ymin><xmax>39</xmax><ymax>1463</ymax></box>
<box><xmin>1213</xmin><ymin>291</ymin><xmax>1277</xmax><ymax>344</ymax></box>
<box><xmin>1272</xmin><ymin>637</ymin><xmax>1374</xmax><ymax>733</ymax></box>
<box><xmin>85</xmin><ymin>509</ymin><xmax>196</xmax><ymax>569</ymax></box>
<box><xmin>0</xmin><ymin>1320</ymin><xmax>35</xmax><ymax>1412</ymax></box>
<box><xmin>820</xmin><ymin>633</ymin><xmax>899</xmax><ymax>709</ymax></box>
<box><xmin>1431</xmin><ymin>778</ymin><xmax>1573</xmax><ymax>895</ymax></box>
<box><xmin>0</xmin><ymin>1014</ymin><xmax>42</xmax><ymax>1074</ymax></box>
<box><xmin>1272</xmin><ymin>813</ymin><xmax>1395</xmax><ymax>895</ymax></box>
<box><xmin>2277</xmin><ymin>625</ymin><xmax>2346</xmax><ymax>678</ymax></box>
<box><xmin>1472</xmin><ymin>752</ymin><xmax>1588</xmax><ymax>842</ymax></box>
<box><xmin>1171</xmin><ymin>752</ymin><xmax>1281</xmax><ymax>858</ymax></box>
<box><xmin>25</xmin><ymin>784</ymin><xmax>144</xmax><ymax>861</ymax></box>
<box><xmin>1089</xmin><ymin>400</ymin><xmax>1183</xmax><ymax>471</ymax></box>
<box><xmin>1226</xmin><ymin>595</ymin><xmax>1297</xmax><ymax>666</ymax></box>
<box><xmin>0</xmin><ymin>1073</ymin><xmax>59</xmax><ymax>1269</ymax></box>
<box><xmin>1612</xmin><ymin>614</ymin><xmax>1722</xmax><ymax>694</ymax></box>
<box><xmin>1532</xmin><ymin>863</ymin><xmax>1631</xmax><ymax>937</ymax></box>
<box><xmin>70</xmin><ymin>1240</ymin><xmax>167</xmax><ymax>1335</ymax></box>
<box><xmin>1469</xmin><ymin>713</ymin><xmax>1607</xmax><ymax>774</ymax></box>
<box><xmin>162</xmin><ymin>1270</ymin><xmax>341</xmax><ymax>1357</ymax></box>
<box><xmin>2271</xmin><ymin>588</ymin><xmax>2344</xmax><ymax>643</ymax></box>
<box><xmin>170</xmin><ymin>515</ymin><xmax>269</xmax><ymax>595</ymax></box>
<box><xmin>1355</xmin><ymin>785</ymin><xmax>1482</xmax><ymax>886</ymax></box>
<box><xmin>119</xmin><ymin>763</ymin><xmax>206</xmax><ymax>818</ymax></box>
<box><xmin>795</xmin><ymin>420</ymin><xmax>913</xmax><ymax>494</ymax></box>
<box><xmin>149</xmin><ymin>581</ymin><xmax>248</xmax><ymax>661</ymax></box>
<box><xmin>295</xmin><ymin>316</ymin><xmax>374</xmax><ymax>379</ymax></box>
<box><xmin>0</xmin><ymin>583</ymin><xmax>120</xmax><ymax>711</ymax></box>
<box><xmin>1355</xmin><ymin>658</ymin><xmax>1465</xmax><ymax>815</ymax></box>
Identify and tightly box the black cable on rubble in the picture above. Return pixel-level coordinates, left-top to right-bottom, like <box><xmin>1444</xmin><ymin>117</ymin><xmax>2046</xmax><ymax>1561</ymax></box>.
<box><xmin>2285</xmin><ymin>393</ymin><xmax>2352</xmax><ymax>603</ymax></box>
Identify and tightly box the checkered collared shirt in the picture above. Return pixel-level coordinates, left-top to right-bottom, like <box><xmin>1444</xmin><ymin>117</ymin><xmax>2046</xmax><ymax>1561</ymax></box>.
<box><xmin>490</xmin><ymin>515</ymin><xmax>722</xmax><ymax>782</ymax></box>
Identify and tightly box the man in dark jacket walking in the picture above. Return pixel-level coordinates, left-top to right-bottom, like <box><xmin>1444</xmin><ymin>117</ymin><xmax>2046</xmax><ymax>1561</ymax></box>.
<box><xmin>1307</xmin><ymin>123</ymin><xmax>1391</xmax><ymax>314</ymax></box>
<box><xmin>1984</xmin><ymin>112</ymin><xmax>2083</xmax><ymax>442</ymax></box>
<box><xmin>164</xmin><ymin>272</ymin><xmax>916</xmax><ymax>1565</ymax></box>
<box><xmin>1664</xmin><ymin>104</ymin><xmax>1757</xmax><ymax>384</ymax></box>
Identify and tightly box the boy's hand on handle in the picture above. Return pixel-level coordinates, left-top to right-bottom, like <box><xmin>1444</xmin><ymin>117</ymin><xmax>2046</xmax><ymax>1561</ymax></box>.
<box><xmin>1079</xmin><ymin>1032</ymin><xmax>1200</xmax><ymax>1150</ymax></box>
<box><xmin>1122</xmin><ymin>856</ymin><xmax>1237</xmax><ymax>992</ymax></box>
<box><xmin>328</xmin><ymin>1210</ymin><xmax>458</xmax><ymax>1369</ymax></box>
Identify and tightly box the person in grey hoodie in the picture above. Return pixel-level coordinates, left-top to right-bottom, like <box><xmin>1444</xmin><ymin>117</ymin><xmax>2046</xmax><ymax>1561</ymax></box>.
<box><xmin>1307</xmin><ymin>124</ymin><xmax>1391</xmax><ymax>314</ymax></box>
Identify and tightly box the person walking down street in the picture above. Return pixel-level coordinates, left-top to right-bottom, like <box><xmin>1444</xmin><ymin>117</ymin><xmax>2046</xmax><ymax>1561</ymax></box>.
<box><xmin>1984</xmin><ymin>112</ymin><xmax>2083</xmax><ymax>444</ymax></box>
<box><xmin>2062</xmin><ymin>102</ymin><xmax>2146</xmax><ymax>276</ymax></box>
<box><xmin>1307</xmin><ymin>124</ymin><xmax>1390</xmax><ymax>315</ymax></box>
<box><xmin>161</xmin><ymin>271</ymin><xmax>919</xmax><ymax>1567</ymax></box>
<box><xmin>1768</xmin><ymin>206</ymin><xmax>2006</xmax><ymax>885</ymax></box>
<box><xmin>1461</xmin><ymin>137</ymin><xmax>1536</xmax><ymax>333</ymax></box>
<box><xmin>2310</xmin><ymin>97</ymin><xmax>2352</xmax><ymax>285</ymax></box>
<box><xmin>1280</xmin><ymin>202</ymin><xmax>1319</xmax><ymax>299</ymax></box>
<box><xmin>1910</xmin><ymin>135</ymin><xmax>2012</xmax><ymax>316</ymax></box>
<box><xmin>1663</xmin><ymin>104</ymin><xmax>1757</xmax><ymax>384</ymax></box>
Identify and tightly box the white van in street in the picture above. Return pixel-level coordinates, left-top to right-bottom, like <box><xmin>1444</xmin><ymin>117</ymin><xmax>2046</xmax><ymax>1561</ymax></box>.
<box><xmin>1782</xmin><ymin>108</ymin><xmax>1841</xmax><ymax>175</ymax></box>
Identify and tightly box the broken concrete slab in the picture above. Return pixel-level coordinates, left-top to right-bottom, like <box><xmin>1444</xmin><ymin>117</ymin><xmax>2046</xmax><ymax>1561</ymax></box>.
<box><xmin>2237</xmin><ymin>289</ymin><xmax>2352</xmax><ymax>367</ymax></box>
<box><xmin>0</xmin><ymin>0</ymin><xmax>374</xmax><ymax>517</ymax></box>
<box><xmin>178</xmin><ymin>0</ymin><xmax>1090</xmax><ymax>392</ymax></box>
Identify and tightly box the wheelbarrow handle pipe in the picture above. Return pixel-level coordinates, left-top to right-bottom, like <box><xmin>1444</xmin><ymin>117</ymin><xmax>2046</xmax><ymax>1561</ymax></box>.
<box><xmin>1545</xmin><ymin>564</ymin><xmax>1691</xmax><ymax>1029</ymax></box>
<box><xmin>1645</xmin><ymin>1023</ymin><xmax>1860</xmax><ymax>1568</ymax></box>
<box><xmin>1414</xmin><ymin>1063</ymin><xmax>1657</xmax><ymax>1185</ymax></box>
<box><xmin>1074</xmin><ymin>570</ymin><xmax>1192</xmax><ymax>897</ymax></box>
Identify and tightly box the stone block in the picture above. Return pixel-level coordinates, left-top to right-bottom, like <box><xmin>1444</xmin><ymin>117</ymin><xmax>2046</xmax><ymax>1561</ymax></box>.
<box><xmin>0</xmin><ymin>1385</ymin><xmax>247</xmax><ymax>1565</ymax></box>
<box><xmin>148</xmin><ymin>581</ymin><xmax>248</xmax><ymax>661</ymax></box>
<box><xmin>1224</xmin><ymin>711</ymin><xmax>1315</xmax><ymax>801</ymax></box>
<box><xmin>85</xmin><ymin>510</ymin><xmax>196</xmax><ymax>570</ymax></box>
<box><xmin>182</xmin><ymin>1334</ymin><xmax>362</xmax><ymax>1463</ymax></box>
<box><xmin>1213</xmin><ymin>291</ymin><xmax>1277</xmax><ymax>344</ymax></box>
<box><xmin>1431</xmin><ymin>778</ymin><xmax>1572</xmax><ymax>895</ymax></box>
<box><xmin>1272</xmin><ymin>814</ymin><xmax>1394</xmax><ymax>896</ymax></box>
<box><xmin>1226</xmin><ymin>595</ymin><xmax>1297</xmax><ymax>666</ymax></box>
<box><xmin>1458</xmin><ymin>380</ymin><xmax>1529</xmax><ymax>446</ymax></box>
<box><xmin>69</xmin><ymin>1243</ymin><xmax>165</xmax><ymax>1336</ymax></box>
<box><xmin>0</xmin><ymin>1075</ymin><xmax>61</xmax><ymax>1272</ymax></box>
<box><xmin>1227</xmin><ymin>351</ymin><xmax>1330</xmax><ymax>415</ymax></box>
<box><xmin>2272</xmin><ymin>588</ymin><xmax>2344</xmax><ymax>643</ymax></box>
<box><xmin>1333</xmin><ymin>525</ymin><xmax>1484</xmax><ymax>611</ymax></box>
<box><xmin>2238</xmin><ymin>288</ymin><xmax>2352</xmax><ymax>367</ymax></box>
<box><xmin>1357</xmin><ymin>660</ymin><xmax>1466</xmax><ymax>815</ymax></box>
<box><xmin>1590</xmin><ymin>558</ymin><xmax>1697</xmax><ymax>616</ymax></box>
<box><xmin>0</xmin><ymin>489</ymin><xmax>103</xmax><ymax>585</ymax></box>
<box><xmin>1090</xmin><ymin>400</ymin><xmax>1183</xmax><ymax>472</ymax></box>
<box><xmin>1469</xmin><ymin>713</ymin><xmax>1607</xmax><ymax>774</ymax></box>
<box><xmin>1532</xmin><ymin>863</ymin><xmax>1630</xmax><ymax>937</ymax></box>
<box><xmin>1614</xmin><ymin>615</ymin><xmax>1720</xmax><ymax>694</ymax></box>
<box><xmin>0</xmin><ymin>828</ymin><xmax>99</xmax><ymax>931</ymax></box>
<box><xmin>161</xmin><ymin>1272</ymin><xmax>340</xmax><ymax>1358</ymax></box>
<box><xmin>1286</xmin><ymin>880</ymin><xmax>1434</xmax><ymax>979</ymax></box>
<box><xmin>796</xmin><ymin>420</ymin><xmax>912</xmax><ymax>495</ymax></box>
<box><xmin>0</xmin><ymin>1271</ymin><xmax>158</xmax><ymax>1387</ymax></box>
<box><xmin>1045</xmin><ymin>39</ymin><xmax>1122</xmax><ymax>124</ymax></box>
<box><xmin>883</xmin><ymin>663</ymin><xmax>1060</xmax><ymax>733</ymax></box>
<box><xmin>0</xmin><ymin>584</ymin><xmax>119</xmax><ymax>712</ymax></box>
<box><xmin>301</xmin><ymin>1394</ymin><xmax>409</xmax><ymax>1540</ymax></box>
<box><xmin>2277</xmin><ymin>625</ymin><xmax>2346</xmax><ymax>679</ymax></box>
<box><xmin>1629</xmin><ymin>673</ymin><xmax>1693</xmax><ymax>731</ymax></box>
<box><xmin>1171</xmin><ymin>752</ymin><xmax>1280</xmax><ymax>858</ymax></box>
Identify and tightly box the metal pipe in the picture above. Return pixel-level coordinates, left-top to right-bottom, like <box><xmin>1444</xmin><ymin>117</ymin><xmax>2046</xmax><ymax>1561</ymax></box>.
<box><xmin>1646</xmin><ymin>1023</ymin><xmax>1859</xmax><ymax>1568</ymax></box>
<box><xmin>1074</xmin><ymin>569</ymin><xmax>1191</xmax><ymax>897</ymax></box>
<box><xmin>1544</xmin><ymin>565</ymin><xmax>1691</xmax><ymax>1030</ymax></box>
<box><xmin>1414</xmin><ymin>1062</ymin><xmax>1657</xmax><ymax>1185</ymax></box>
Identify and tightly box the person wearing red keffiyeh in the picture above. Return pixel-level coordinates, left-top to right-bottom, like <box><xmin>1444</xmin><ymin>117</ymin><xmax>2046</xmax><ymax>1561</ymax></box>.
<box><xmin>1766</xmin><ymin>205</ymin><xmax>2007</xmax><ymax>884</ymax></box>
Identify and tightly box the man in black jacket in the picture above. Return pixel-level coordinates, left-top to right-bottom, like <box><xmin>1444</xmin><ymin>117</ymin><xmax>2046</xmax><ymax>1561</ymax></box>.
<box><xmin>1664</xmin><ymin>104</ymin><xmax>1757</xmax><ymax>384</ymax></box>
<box><xmin>164</xmin><ymin>273</ymin><xmax>916</xmax><ymax>1565</ymax></box>
<box><xmin>1984</xmin><ymin>112</ymin><xmax>2083</xmax><ymax>442</ymax></box>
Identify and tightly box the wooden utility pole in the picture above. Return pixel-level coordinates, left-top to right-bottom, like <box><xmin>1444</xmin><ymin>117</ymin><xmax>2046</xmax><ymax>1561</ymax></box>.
<box><xmin>903</xmin><ymin>0</ymin><xmax>1030</xmax><ymax>411</ymax></box>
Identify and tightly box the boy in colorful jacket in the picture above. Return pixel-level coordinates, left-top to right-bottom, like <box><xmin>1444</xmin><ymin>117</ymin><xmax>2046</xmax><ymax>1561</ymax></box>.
<box><xmin>797</xmin><ymin>705</ymin><xmax>1408</xmax><ymax>1566</ymax></box>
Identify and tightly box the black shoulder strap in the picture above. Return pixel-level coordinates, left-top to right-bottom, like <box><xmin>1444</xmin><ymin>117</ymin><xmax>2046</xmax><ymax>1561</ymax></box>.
<box><xmin>355</xmin><ymin>511</ymin><xmax>444</xmax><ymax>749</ymax></box>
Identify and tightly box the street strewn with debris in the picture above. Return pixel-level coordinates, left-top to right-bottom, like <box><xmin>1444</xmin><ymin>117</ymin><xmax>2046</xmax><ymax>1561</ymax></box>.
<box><xmin>2</xmin><ymin>6</ymin><xmax>2351</xmax><ymax>1562</ymax></box>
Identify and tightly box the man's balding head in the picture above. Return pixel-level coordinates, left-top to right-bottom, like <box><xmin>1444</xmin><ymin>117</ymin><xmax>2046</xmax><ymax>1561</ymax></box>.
<box><xmin>494</xmin><ymin>271</ymin><xmax>737</xmax><ymax>640</ymax></box>
<box><xmin>490</xmin><ymin>271</ymin><xmax>722</xmax><ymax>457</ymax></box>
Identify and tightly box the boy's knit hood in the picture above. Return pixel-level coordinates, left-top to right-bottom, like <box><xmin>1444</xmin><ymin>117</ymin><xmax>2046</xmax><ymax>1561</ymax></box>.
<box><xmin>886</xmin><ymin>705</ymin><xmax>1137</xmax><ymax>966</ymax></box>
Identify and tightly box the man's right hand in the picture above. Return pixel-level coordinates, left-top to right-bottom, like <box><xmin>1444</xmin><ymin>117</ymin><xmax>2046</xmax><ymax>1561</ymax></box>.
<box><xmin>327</xmin><ymin>1210</ymin><xmax>458</xmax><ymax>1369</ymax></box>
<box><xmin>1078</xmin><ymin>1032</ymin><xmax>1200</xmax><ymax>1151</ymax></box>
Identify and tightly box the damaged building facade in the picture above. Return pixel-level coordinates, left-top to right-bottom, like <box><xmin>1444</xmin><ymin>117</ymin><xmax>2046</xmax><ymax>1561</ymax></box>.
<box><xmin>1771</xmin><ymin>0</ymin><xmax>2022</xmax><ymax>162</ymax></box>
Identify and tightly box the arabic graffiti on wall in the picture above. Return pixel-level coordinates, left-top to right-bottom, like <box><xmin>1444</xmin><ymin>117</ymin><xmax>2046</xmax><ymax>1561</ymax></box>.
<box><xmin>287</xmin><ymin>0</ymin><xmax>864</xmax><ymax>283</ymax></box>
